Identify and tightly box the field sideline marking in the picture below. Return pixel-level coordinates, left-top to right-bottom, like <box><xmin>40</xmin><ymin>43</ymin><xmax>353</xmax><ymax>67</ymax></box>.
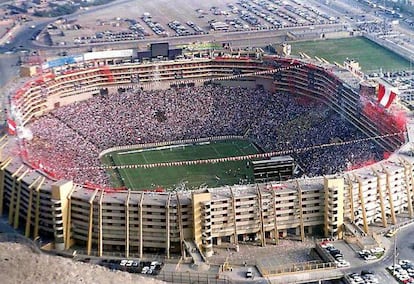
<box><xmin>143</xmin><ymin>153</ymin><xmax>149</xmax><ymax>164</ymax></box>
<box><xmin>212</xmin><ymin>144</ymin><xmax>221</xmax><ymax>157</ymax></box>
<box><xmin>119</xmin><ymin>144</ymin><xmax>187</xmax><ymax>155</ymax></box>
<box><xmin>122</xmin><ymin>161</ymin><xmax>135</xmax><ymax>189</ymax></box>
<box><xmin>111</xmin><ymin>154</ymin><xmax>135</xmax><ymax>189</ymax></box>
<box><xmin>72</xmin><ymin>132</ymin><xmax>403</xmax><ymax>173</ymax></box>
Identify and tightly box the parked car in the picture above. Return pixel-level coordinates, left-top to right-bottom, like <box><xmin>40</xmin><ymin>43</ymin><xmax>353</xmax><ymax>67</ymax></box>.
<box><xmin>357</xmin><ymin>249</ymin><xmax>370</xmax><ymax>257</ymax></box>
<box><xmin>246</xmin><ymin>268</ymin><xmax>253</xmax><ymax>279</ymax></box>
<box><xmin>320</xmin><ymin>241</ymin><xmax>333</xmax><ymax>248</ymax></box>
<box><xmin>363</xmin><ymin>254</ymin><xmax>377</xmax><ymax>261</ymax></box>
<box><xmin>386</xmin><ymin>229</ymin><xmax>398</xmax><ymax>237</ymax></box>
<box><xmin>388</xmin><ymin>264</ymin><xmax>402</xmax><ymax>271</ymax></box>
<box><xmin>370</xmin><ymin>247</ymin><xmax>385</xmax><ymax>254</ymax></box>
<box><xmin>336</xmin><ymin>260</ymin><xmax>350</xmax><ymax>267</ymax></box>
<box><xmin>150</xmin><ymin>261</ymin><xmax>159</xmax><ymax>270</ymax></box>
<box><xmin>400</xmin><ymin>260</ymin><xmax>412</xmax><ymax>266</ymax></box>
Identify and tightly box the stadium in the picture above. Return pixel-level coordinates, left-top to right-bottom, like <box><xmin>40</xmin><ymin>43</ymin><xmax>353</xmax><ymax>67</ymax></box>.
<box><xmin>0</xmin><ymin>45</ymin><xmax>412</xmax><ymax>264</ymax></box>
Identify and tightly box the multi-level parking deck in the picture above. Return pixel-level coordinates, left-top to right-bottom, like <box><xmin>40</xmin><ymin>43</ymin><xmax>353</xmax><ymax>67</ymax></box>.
<box><xmin>0</xmin><ymin>52</ymin><xmax>412</xmax><ymax>259</ymax></box>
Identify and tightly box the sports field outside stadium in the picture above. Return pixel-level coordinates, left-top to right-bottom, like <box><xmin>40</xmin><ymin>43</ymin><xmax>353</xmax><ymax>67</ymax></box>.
<box><xmin>291</xmin><ymin>37</ymin><xmax>411</xmax><ymax>72</ymax></box>
<box><xmin>103</xmin><ymin>139</ymin><xmax>261</xmax><ymax>190</ymax></box>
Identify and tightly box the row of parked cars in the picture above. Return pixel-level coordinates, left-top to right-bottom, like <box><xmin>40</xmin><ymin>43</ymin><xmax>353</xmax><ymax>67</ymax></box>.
<box><xmin>99</xmin><ymin>259</ymin><xmax>163</xmax><ymax>275</ymax></box>
<box><xmin>357</xmin><ymin>247</ymin><xmax>384</xmax><ymax>261</ymax></box>
<box><xmin>320</xmin><ymin>241</ymin><xmax>350</xmax><ymax>268</ymax></box>
<box><xmin>348</xmin><ymin>270</ymin><xmax>379</xmax><ymax>284</ymax></box>
<box><xmin>388</xmin><ymin>260</ymin><xmax>414</xmax><ymax>283</ymax></box>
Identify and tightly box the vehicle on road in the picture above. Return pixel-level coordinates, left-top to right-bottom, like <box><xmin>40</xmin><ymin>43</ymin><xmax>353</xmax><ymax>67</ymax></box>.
<box><xmin>336</xmin><ymin>260</ymin><xmax>350</xmax><ymax>267</ymax></box>
<box><xmin>364</xmin><ymin>254</ymin><xmax>377</xmax><ymax>261</ymax></box>
<box><xmin>370</xmin><ymin>247</ymin><xmax>385</xmax><ymax>254</ymax></box>
<box><xmin>386</xmin><ymin>229</ymin><xmax>398</xmax><ymax>237</ymax></box>
<box><xmin>246</xmin><ymin>268</ymin><xmax>253</xmax><ymax>279</ymax></box>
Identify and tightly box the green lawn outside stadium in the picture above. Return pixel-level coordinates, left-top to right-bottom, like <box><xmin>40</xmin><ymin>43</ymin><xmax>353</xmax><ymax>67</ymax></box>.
<box><xmin>103</xmin><ymin>139</ymin><xmax>261</xmax><ymax>191</ymax></box>
<box><xmin>291</xmin><ymin>37</ymin><xmax>411</xmax><ymax>72</ymax></box>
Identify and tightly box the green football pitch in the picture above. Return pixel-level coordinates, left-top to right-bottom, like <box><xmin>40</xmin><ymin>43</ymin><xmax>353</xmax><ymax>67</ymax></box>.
<box><xmin>291</xmin><ymin>37</ymin><xmax>411</xmax><ymax>72</ymax></box>
<box><xmin>102</xmin><ymin>139</ymin><xmax>261</xmax><ymax>191</ymax></box>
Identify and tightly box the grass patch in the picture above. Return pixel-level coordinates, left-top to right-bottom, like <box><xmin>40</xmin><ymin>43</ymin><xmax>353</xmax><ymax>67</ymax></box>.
<box><xmin>291</xmin><ymin>37</ymin><xmax>411</xmax><ymax>72</ymax></box>
<box><xmin>103</xmin><ymin>139</ymin><xmax>261</xmax><ymax>191</ymax></box>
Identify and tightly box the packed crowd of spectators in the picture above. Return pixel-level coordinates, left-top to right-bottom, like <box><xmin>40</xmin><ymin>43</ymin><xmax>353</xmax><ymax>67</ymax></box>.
<box><xmin>25</xmin><ymin>84</ymin><xmax>385</xmax><ymax>186</ymax></box>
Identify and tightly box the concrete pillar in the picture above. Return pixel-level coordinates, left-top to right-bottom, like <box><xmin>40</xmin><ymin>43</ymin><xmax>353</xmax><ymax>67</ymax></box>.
<box><xmin>166</xmin><ymin>194</ymin><xmax>171</xmax><ymax>259</ymax></box>
<box><xmin>8</xmin><ymin>166</ymin><xmax>21</xmax><ymax>224</ymax></box>
<box><xmin>125</xmin><ymin>190</ymin><xmax>130</xmax><ymax>258</ymax></box>
<box><xmin>98</xmin><ymin>191</ymin><xmax>104</xmax><ymax>257</ymax></box>
<box><xmin>176</xmin><ymin>193</ymin><xmax>185</xmax><ymax>258</ymax></box>
<box><xmin>0</xmin><ymin>158</ymin><xmax>13</xmax><ymax>216</ymax></box>
<box><xmin>34</xmin><ymin>187</ymin><xmax>40</xmax><ymax>238</ymax></box>
<box><xmin>87</xmin><ymin>189</ymin><xmax>99</xmax><ymax>256</ymax></box>
<box><xmin>383</xmin><ymin>167</ymin><xmax>397</xmax><ymax>225</ymax></box>
<box><xmin>372</xmin><ymin>168</ymin><xmax>388</xmax><ymax>228</ymax></box>
<box><xmin>230</xmin><ymin>188</ymin><xmax>238</xmax><ymax>245</ymax></box>
<box><xmin>139</xmin><ymin>193</ymin><xmax>144</xmax><ymax>258</ymax></box>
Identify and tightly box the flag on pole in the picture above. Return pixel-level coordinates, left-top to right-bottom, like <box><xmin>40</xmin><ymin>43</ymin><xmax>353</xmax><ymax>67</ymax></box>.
<box><xmin>7</xmin><ymin>118</ymin><xmax>16</xmax><ymax>135</ymax></box>
<box><xmin>377</xmin><ymin>83</ymin><xmax>398</xmax><ymax>108</ymax></box>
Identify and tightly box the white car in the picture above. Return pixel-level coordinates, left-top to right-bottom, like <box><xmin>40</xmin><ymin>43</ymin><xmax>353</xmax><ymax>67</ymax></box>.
<box><xmin>396</xmin><ymin>267</ymin><xmax>409</xmax><ymax>274</ymax></box>
<box><xmin>336</xmin><ymin>260</ymin><xmax>350</xmax><ymax>267</ymax></box>
<box><xmin>398</xmin><ymin>275</ymin><xmax>410</xmax><ymax>282</ymax></box>
<box><xmin>386</xmin><ymin>229</ymin><xmax>398</xmax><ymax>237</ymax></box>
<box><xmin>393</xmin><ymin>272</ymin><xmax>402</xmax><ymax>278</ymax></box>
<box><xmin>141</xmin><ymin>266</ymin><xmax>149</xmax><ymax>274</ymax></box>
<box><xmin>150</xmin><ymin>261</ymin><xmax>159</xmax><ymax>270</ymax></box>
<box><xmin>388</xmin><ymin>264</ymin><xmax>401</xmax><ymax>270</ymax></box>
<box><xmin>357</xmin><ymin>250</ymin><xmax>370</xmax><ymax>257</ymax></box>
<box><xmin>364</xmin><ymin>254</ymin><xmax>377</xmax><ymax>261</ymax></box>
<box><xmin>394</xmin><ymin>270</ymin><xmax>408</xmax><ymax>277</ymax></box>
<box><xmin>364</xmin><ymin>276</ymin><xmax>379</xmax><ymax>284</ymax></box>
<box><xmin>246</xmin><ymin>268</ymin><xmax>253</xmax><ymax>279</ymax></box>
<box><xmin>370</xmin><ymin>247</ymin><xmax>385</xmax><ymax>254</ymax></box>
<box><xmin>320</xmin><ymin>242</ymin><xmax>333</xmax><ymax>248</ymax></box>
<box><xmin>352</xmin><ymin>276</ymin><xmax>364</xmax><ymax>283</ymax></box>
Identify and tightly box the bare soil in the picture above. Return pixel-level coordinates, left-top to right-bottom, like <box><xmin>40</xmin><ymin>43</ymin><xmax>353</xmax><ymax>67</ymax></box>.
<box><xmin>0</xmin><ymin>242</ymin><xmax>165</xmax><ymax>284</ymax></box>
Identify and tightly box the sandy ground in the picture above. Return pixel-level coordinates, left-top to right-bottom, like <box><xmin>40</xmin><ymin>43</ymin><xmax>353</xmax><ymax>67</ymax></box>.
<box><xmin>0</xmin><ymin>242</ymin><xmax>165</xmax><ymax>284</ymax></box>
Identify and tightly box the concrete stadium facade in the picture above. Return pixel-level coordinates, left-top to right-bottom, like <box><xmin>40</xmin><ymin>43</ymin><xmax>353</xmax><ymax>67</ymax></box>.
<box><xmin>0</xmin><ymin>53</ymin><xmax>412</xmax><ymax>260</ymax></box>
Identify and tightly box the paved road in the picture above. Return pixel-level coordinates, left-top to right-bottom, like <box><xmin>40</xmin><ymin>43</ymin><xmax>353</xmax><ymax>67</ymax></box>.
<box><xmin>341</xmin><ymin>222</ymin><xmax>414</xmax><ymax>284</ymax></box>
